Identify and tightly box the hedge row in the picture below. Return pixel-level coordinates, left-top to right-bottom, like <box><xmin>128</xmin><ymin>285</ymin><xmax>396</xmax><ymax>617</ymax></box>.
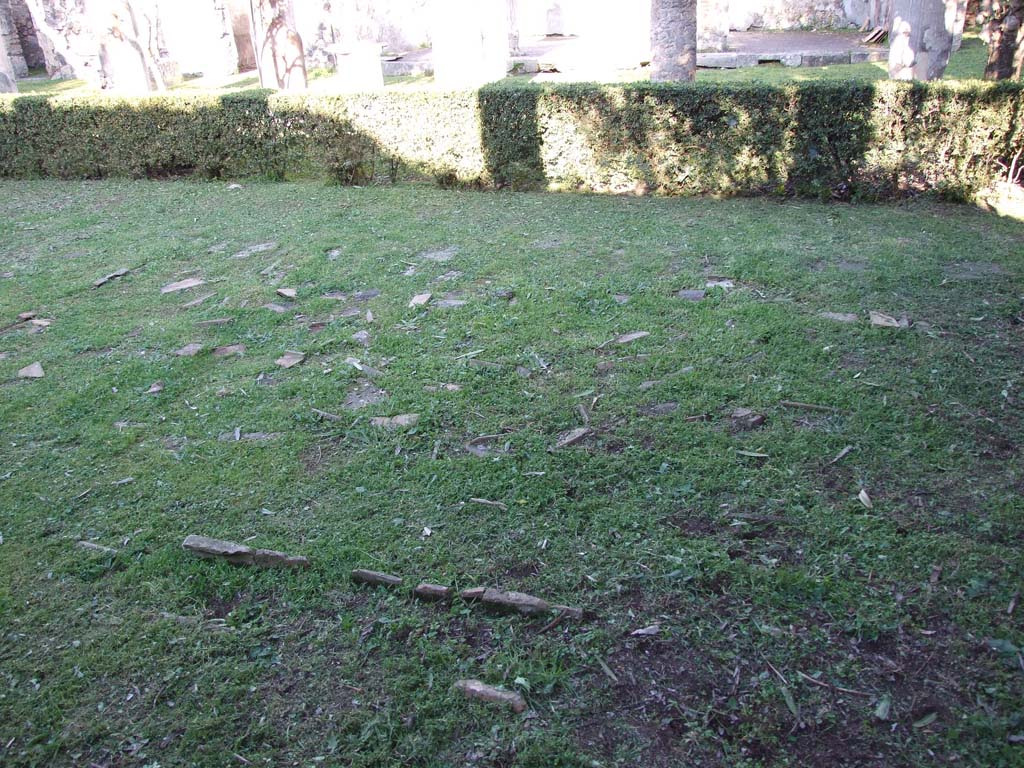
<box><xmin>0</xmin><ymin>80</ymin><xmax>1021</xmax><ymax>199</ymax></box>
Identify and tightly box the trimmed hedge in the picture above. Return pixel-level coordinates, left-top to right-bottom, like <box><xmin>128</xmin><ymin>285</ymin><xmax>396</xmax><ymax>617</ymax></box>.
<box><xmin>0</xmin><ymin>80</ymin><xmax>1021</xmax><ymax>199</ymax></box>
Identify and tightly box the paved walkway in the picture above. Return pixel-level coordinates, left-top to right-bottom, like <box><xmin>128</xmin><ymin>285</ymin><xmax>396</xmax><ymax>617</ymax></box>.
<box><xmin>381</xmin><ymin>30</ymin><xmax>888</xmax><ymax>79</ymax></box>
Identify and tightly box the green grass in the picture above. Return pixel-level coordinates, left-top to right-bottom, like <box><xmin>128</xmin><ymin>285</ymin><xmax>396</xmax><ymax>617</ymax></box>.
<box><xmin>0</xmin><ymin>180</ymin><xmax>1022</xmax><ymax>767</ymax></box>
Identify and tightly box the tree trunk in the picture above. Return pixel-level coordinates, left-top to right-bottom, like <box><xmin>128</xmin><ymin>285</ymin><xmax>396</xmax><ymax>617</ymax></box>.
<box><xmin>983</xmin><ymin>0</ymin><xmax>1024</xmax><ymax>79</ymax></box>
<box><xmin>0</xmin><ymin>23</ymin><xmax>17</xmax><ymax>91</ymax></box>
<box><xmin>650</xmin><ymin>0</ymin><xmax>696</xmax><ymax>82</ymax></box>
<box><xmin>888</xmin><ymin>0</ymin><xmax>955</xmax><ymax>80</ymax></box>
<box><xmin>249</xmin><ymin>0</ymin><xmax>306</xmax><ymax>90</ymax></box>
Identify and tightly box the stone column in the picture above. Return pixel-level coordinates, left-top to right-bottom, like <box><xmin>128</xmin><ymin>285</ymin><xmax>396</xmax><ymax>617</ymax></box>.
<box><xmin>650</xmin><ymin>0</ymin><xmax>696</xmax><ymax>82</ymax></box>
<box><xmin>431</xmin><ymin>0</ymin><xmax>509</xmax><ymax>88</ymax></box>
<box><xmin>888</xmin><ymin>0</ymin><xmax>954</xmax><ymax>80</ymax></box>
<box><xmin>249</xmin><ymin>0</ymin><xmax>307</xmax><ymax>90</ymax></box>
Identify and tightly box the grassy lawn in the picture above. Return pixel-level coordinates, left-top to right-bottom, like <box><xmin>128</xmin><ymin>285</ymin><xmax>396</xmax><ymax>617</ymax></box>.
<box><xmin>0</xmin><ymin>180</ymin><xmax>1022</xmax><ymax>767</ymax></box>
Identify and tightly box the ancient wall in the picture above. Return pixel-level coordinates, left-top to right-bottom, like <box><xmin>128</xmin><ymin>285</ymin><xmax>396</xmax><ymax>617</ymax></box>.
<box><xmin>0</xmin><ymin>0</ymin><xmax>28</xmax><ymax>76</ymax></box>
<box><xmin>10</xmin><ymin>0</ymin><xmax>43</xmax><ymax>68</ymax></box>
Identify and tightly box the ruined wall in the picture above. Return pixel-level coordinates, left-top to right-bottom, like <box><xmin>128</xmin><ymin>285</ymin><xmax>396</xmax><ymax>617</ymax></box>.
<box><xmin>10</xmin><ymin>0</ymin><xmax>43</xmax><ymax>68</ymax></box>
<box><xmin>0</xmin><ymin>0</ymin><xmax>28</xmax><ymax>76</ymax></box>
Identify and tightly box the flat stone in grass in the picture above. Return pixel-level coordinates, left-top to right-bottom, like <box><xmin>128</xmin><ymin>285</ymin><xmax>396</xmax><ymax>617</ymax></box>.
<box><xmin>613</xmin><ymin>293</ymin><xmax>631</xmax><ymax>304</ymax></box>
<box><xmin>182</xmin><ymin>292</ymin><xmax>216</xmax><ymax>309</ymax></box>
<box><xmin>943</xmin><ymin>261</ymin><xmax>1009</xmax><ymax>281</ymax></box>
<box><xmin>276</xmin><ymin>351</ymin><xmax>305</xmax><ymax>368</ymax></box>
<box><xmin>436</xmin><ymin>292</ymin><xmax>467</xmax><ymax>308</ymax></box>
<box><xmin>351</xmin><ymin>569</ymin><xmax>403</xmax><ymax>587</ymax></box>
<box><xmin>409</xmin><ymin>292</ymin><xmax>431</xmax><ymax>308</ymax></box>
<box><xmin>352</xmin><ymin>289</ymin><xmax>381</xmax><ymax>302</ymax></box>
<box><xmin>182</xmin><ymin>534</ymin><xmax>308</xmax><ymax>568</ymax></box>
<box><xmin>432</xmin><ymin>270</ymin><xmax>463</xmax><ymax>283</ymax></box>
<box><xmin>195</xmin><ymin>318</ymin><xmax>232</xmax><ymax>327</ymax></box>
<box><xmin>552</xmin><ymin>427</ymin><xmax>591</xmax><ymax>450</ymax></box>
<box><xmin>351</xmin><ymin>330</ymin><xmax>371</xmax><ymax>346</ymax></box>
<box><xmin>706</xmin><ymin>278</ymin><xmax>735</xmax><ymax>289</ymax></box>
<box><xmin>276</xmin><ymin>287</ymin><xmax>297</xmax><ymax>299</ymax></box>
<box><xmin>371</xmin><ymin>413</ymin><xmax>419</xmax><ymax>429</ymax></box>
<box><xmin>638</xmin><ymin>402</ymin><xmax>678</xmax><ymax>417</ymax></box>
<box><xmin>175</xmin><ymin>343</ymin><xmax>204</xmax><ymax>357</ymax></box>
<box><xmin>869</xmin><ymin>311</ymin><xmax>909</xmax><ymax>328</ymax></box>
<box><xmin>676</xmin><ymin>289</ymin><xmax>706</xmax><ymax>301</ymax></box>
<box><xmin>17</xmin><ymin>362</ymin><xmax>44</xmax><ymax>378</ymax></box>
<box><xmin>213</xmin><ymin>344</ymin><xmax>246</xmax><ymax>357</ymax></box>
<box><xmin>263</xmin><ymin>302</ymin><xmax>291</xmax><ymax>314</ymax></box>
<box><xmin>614</xmin><ymin>331</ymin><xmax>650</xmax><ymax>345</ymax></box>
<box><xmin>162</xmin><ymin>277</ymin><xmax>206</xmax><ymax>294</ymax></box>
<box><xmin>454</xmin><ymin>680</ymin><xmax>527</xmax><ymax>713</ymax></box>
<box><xmin>93</xmin><ymin>267</ymin><xmax>129</xmax><ymax>288</ymax></box>
<box><xmin>820</xmin><ymin>311</ymin><xmax>859</xmax><ymax>324</ymax></box>
<box><xmin>232</xmin><ymin>242</ymin><xmax>277</xmax><ymax>259</ymax></box>
<box><xmin>419</xmin><ymin>245</ymin><xmax>458</xmax><ymax>262</ymax></box>
<box><xmin>344</xmin><ymin>378</ymin><xmax>386</xmax><ymax>410</ymax></box>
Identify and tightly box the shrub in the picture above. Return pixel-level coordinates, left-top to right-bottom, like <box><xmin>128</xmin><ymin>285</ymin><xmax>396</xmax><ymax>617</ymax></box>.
<box><xmin>0</xmin><ymin>79</ymin><xmax>1020</xmax><ymax>200</ymax></box>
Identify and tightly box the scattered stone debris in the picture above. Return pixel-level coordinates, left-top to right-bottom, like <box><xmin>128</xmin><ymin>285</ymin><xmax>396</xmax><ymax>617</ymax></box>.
<box><xmin>409</xmin><ymin>292</ymin><xmax>432</xmax><ymax>308</ymax></box>
<box><xmin>465</xmin><ymin>434</ymin><xmax>510</xmax><ymax>457</ymax></box>
<box><xmin>424</xmin><ymin>383</ymin><xmax>462</xmax><ymax>393</ymax></box>
<box><xmin>639</xmin><ymin>402</ymin><xmax>679</xmax><ymax>417</ymax></box>
<box><xmin>454</xmin><ymin>680</ymin><xmax>526</xmax><ymax>713</ymax></box>
<box><xmin>276</xmin><ymin>351</ymin><xmax>305</xmax><ymax>369</ymax></box>
<box><xmin>463</xmin><ymin>588</ymin><xmax>551</xmax><ymax>616</ymax></box>
<box><xmin>351</xmin><ymin>330</ymin><xmax>371</xmax><ymax>346</ymax></box>
<box><xmin>213</xmin><ymin>344</ymin><xmax>246</xmax><ymax>357</ymax></box>
<box><xmin>146</xmin><ymin>381</ymin><xmax>164</xmax><ymax>395</ymax></box>
<box><xmin>263</xmin><ymin>302</ymin><xmax>291</xmax><ymax>314</ymax></box>
<box><xmin>276</xmin><ymin>287</ymin><xmax>297</xmax><ymax>299</ymax></box>
<box><xmin>322</xmin><ymin>290</ymin><xmax>347</xmax><ymax>300</ymax></box>
<box><xmin>780</xmin><ymin>400</ymin><xmax>839</xmax><ymax>413</ymax></box>
<box><xmin>552</xmin><ymin>427</ymin><xmax>591</xmax><ymax>450</ymax></box>
<box><xmin>17</xmin><ymin>362</ymin><xmax>44</xmax><ymax>379</ymax></box>
<box><xmin>630</xmin><ymin>623</ymin><xmax>662</xmax><ymax>637</ymax></box>
<box><xmin>706</xmin><ymin>278</ymin><xmax>735</xmax><ymax>289</ymax></box>
<box><xmin>352</xmin><ymin>569</ymin><xmax>403</xmax><ymax>587</ymax></box>
<box><xmin>76</xmin><ymin>540</ymin><xmax>118</xmax><ymax>555</ymax></box>
<box><xmin>93</xmin><ymin>267</ymin><xmax>130</xmax><ymax>288</ymax></box>
<box><xmin>344</xmin><ymin>379</ymin><xmax>387</xmax><ymax>410</ymax></box>
<box><xmin>311</xmin><ymin>408</ymin><xmax>344</xmax><ymax>421</ymax></box>
<box><xmin>174</xmin><ymin>343</ymin><xmax>203</xmax><ymax>357</ymax></box>
<box><xmin>730</xmin><ymin>407</ymin><xmax>766</xmax><ymax>431</ymax></box>
<box><xmin>232</xmin><ymin>242</ymin><xmax>277</xmax><ymax>259</ymax></box>
<box><xmin>195</xmin><ymin>318</ymin><xmax>232</xmax><ymax>327</ymax></box>
<box><xmin>352</xmin><ymin>289</ymin><xmax>381</xmax><ymax>302</ymax></box>
<box><xmin>420</xmin><ymin>245</ymin><xmax>458</xmax><ymax>262</ymax></box>
<box><xmin>371</xmin><ymin>414</ymin><xmax>420</xmax><ymax>429</ymax></box>
<box><xmin>161</xmin><ymin>277</ymin><xmax>206</xmax><ymax>294</ymax></box>
<box><xmin>820</xmin><ymin>311</ymin><xmax>859</xmax><ymax>324</ymax></box>
<box><xmin>182</xmin><ymin>534</ymin><xmax>309</xmax><ymax>569</ymax></box>
<box><xmin>613</xmin><ymin>331</ymin><xmax>650</xmax><ymax>345</ymax></box>
<box><xmin>436</xmin><ymin>293</ymin><xmax>468</xmax><ymax>308</ymax></box>
<box><xmin>613</xmin><ymin>293</ymin><xmax>631</xmax><ymax>304</ymax></box>
<box><xmin>325</xmin><ymin>247</ymin><xmax>343</xmax><ymax>261</ymax></box>
<box><xmin>433</xmin><ymin>270</ymin><xmax>463</xmax><ymax>283</ymax></box>
<box><xmin>676</xmin><ymin>289</ymin><xmax>706</xmax><ymax>301</ymax></box>
<box><xmin>182</xmin><ymin>292</ymin><xmax>216</xmax><ymax>309</ymax></box>
<box><xmin>869</xmin><ymin>311</ymin><xmax>909</xmax><ymax>328</ymax></box>
<box><xmin>414</xmin><ymin>583</ymin><xmax>452</xmax><ymax>601</ymax></box>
